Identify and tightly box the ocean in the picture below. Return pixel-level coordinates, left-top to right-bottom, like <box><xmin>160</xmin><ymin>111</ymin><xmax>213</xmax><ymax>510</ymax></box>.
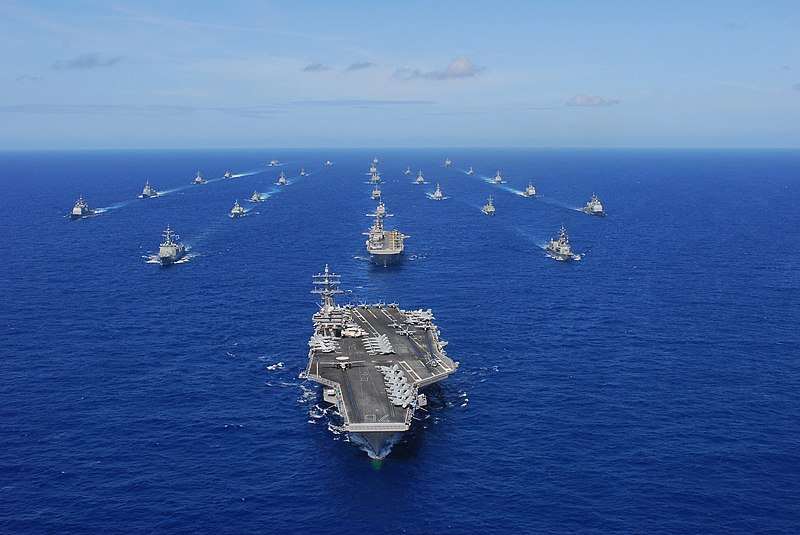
<box><xmin>1</xmin><ymin>148</ymin><xmax>798</xmax><ymax>533</ymax></box>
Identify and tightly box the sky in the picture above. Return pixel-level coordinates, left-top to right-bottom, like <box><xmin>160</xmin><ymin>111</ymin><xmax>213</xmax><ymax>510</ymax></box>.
<box><xmin>1</xmin><ymin>0</ymin><xmax>799</xmax><ymax>149</ymax></box>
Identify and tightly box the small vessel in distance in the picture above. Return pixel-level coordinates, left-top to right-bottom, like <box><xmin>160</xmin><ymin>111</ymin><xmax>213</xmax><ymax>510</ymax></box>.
<box><xmin>371</xmin><ymin>185</ymin><xmax>382</xmax><ymax>200</ymax></box>
<box><xmin>404</xmin><ymin>166</ymin><xmax>412</xmax><ymax>175</ymax></box>
<box><xmin>523</xmin><ymin>181</ymin><xmax>537</xmax><ymax>198</ymax></box>
<box><xmin>581</xmin><ymin>194</ymin><xmax>605</xmax><ymax>216</ymax></box>
<box><xmin>432</xmin><ymin>183</ymin><xmax>444</xmax><ymax>201</ymax></box>
<box><xmin>364</xmin><ymin>201</ymin><xmax>409</xmax><ymax>266</ymax></box>
<box><xmin>415</xmin><ymin>171</ymin><xmax>426</xmax><ymax>184</ymax></box>
<box><xmin>493</xmin><ymin>171</ymin><xmax>505</xmax><ymax>184</ymax></box>
<box><xmin>250</xmin><ymin>190</ymin><xmax>263</xmax><ymax>202</ymax></box>
<box><xmin>139</xmin><ymin>180</ymin><xmax>159</xmax><ymax>198</ymax></box>
<box><xmin>302</xmin><ymin>265</ymin><xmax>458</xmax><ymax>458</ymax></box>
<box><xmin>230</xmin><ymin>200</ymin><xmax>245</xmax><ymax>217</ymax></box>
<box><xmin>268</xmin><ymin>159</ymin><xmax>280</xmax><ymax>167</ymax></box>
<box><xmin>445</xmin><ymin>158</ymin><xmax>452</xmax><ymax>167</ymax></box>
<box><xmin>546</xmin><ymin>225</ymin><xmax>579</xmax><ymax>261</ymax></box>
<box><xmin>224</xmin><ymin>171</ymin><xmax>233</xmax><ymax>179</ymax></box>
<box><xmin>157</xmin><ymin>226</ymin><xmax>186</xmax><ymax>266</ymax></box>
<box><xmin>369</xmin><ymin>163</ymin><xmax>378</xmax><ymax>174</ymax></box>
<box><xmin>373</xmin><ymin>156</ymin><xmax>379</xmax><ymax>164</ymax></box>
<box><xmin>467</xmin><ymin>166</ymin><xmax>474</xmax><ymax>176</ymax></box>
<box><xmin>300</xmin><ymin>168</ymin><xmax>308</xmax><ymax>177</ymax></box>
<box><xmin>277</xmin><ymin>172</ymin><xmax>288</xmax><ymax>186</ymax></box>
<box><xmin>193</xmin><ymin>171</ymin><xmax>206</xmax><ymax>185</ymax></box>
<box><xmin>325</xmin><ymin>160</ymin><xmax>333</xmax><ymax>166</ymax></box>
<box><xmin>69</xmin><ymin>195</ymin><xmax>95</xmax><ymax>219</ymax></box>
<box><xmin>482</xmin><ymin>195</ymin><xmax>496</xmax><ymax>216</ymax></box>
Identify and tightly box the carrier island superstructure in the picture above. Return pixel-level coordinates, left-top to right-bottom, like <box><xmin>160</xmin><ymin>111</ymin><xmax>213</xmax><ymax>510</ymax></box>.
<box><xmin>364</xmin><ymin>201</ymin><xmax>409</xmax><ymax>266</ymax></box>
<box><xmin>302</xmin><ymin>266</ymin><xmax>458</xmax><ymax>457</ymax></box>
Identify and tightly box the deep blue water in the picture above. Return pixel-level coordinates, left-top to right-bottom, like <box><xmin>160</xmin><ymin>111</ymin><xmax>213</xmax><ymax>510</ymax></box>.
<box><xmin>1</xmin><ymin>148</ymin><xmax>799</xmax><ymax>534</ymax></box>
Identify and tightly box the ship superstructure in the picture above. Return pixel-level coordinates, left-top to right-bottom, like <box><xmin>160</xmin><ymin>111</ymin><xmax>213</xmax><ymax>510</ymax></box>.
<box><xmin>482</xmin><ymin>195</ymin><xmax>496</xmax><ymax>216</ymax></box>
<box><xmin>69</xmin><ymin>195</ymin><xmax>95</xmax><ymax>219</ymax></box>
<box><xmin>364</xmin><ymin>201</ymin><xmax>409</xmax><ymax>266</ymax></box>
<box><xmin>230</xmin><ymin>200</ymin><xmax>245</xmax><ymax>217</ymax></box>
<box><xmin>193</xmin><ymin>171</ymin><xmax>206</xmax><ymax>185</ymax></box>
<box><xmin>139</xmin><ymin>180</ymin><xmax>159</xmax><ymax>198</ymax></box>
<box><xmin>546</xmin><ymin>225</ymin><xmax>578</xmax><ymax>261</ymax></box>
<box><xmin>581</xmin><ymin>194</ymin><xmax>605</xmax><ymax>216</ymax></box>
<box><xmin>303</xmin><ymin>265</ymin><xmax>458</xmax><ymax>457</ymax></box>
<box><xmin>523</xmin><ymin>181</ymin><xmax>537</xmax><ymax>198</ymax></box>
<box><xmin>158</xmin><ymin>226</ymin><xmax>186</xmax><ymax>265</ymax></box>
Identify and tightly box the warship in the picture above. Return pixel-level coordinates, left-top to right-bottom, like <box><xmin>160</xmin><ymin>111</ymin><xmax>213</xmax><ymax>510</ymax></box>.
<box><xmin>250</xmin><ymin>190</ymin><xmax>263</xmax><ymax>202</ymax></box>
<box><xmin>268</xmin><ymin>159</ymin><xmax>280</xmax><ymax>167</ymax></box>
<box><xmin>431</xmin><ymin>183</ymin><xmax>444</xmax><ymax>201</ymax></box>
<box><xmin>325</xmin><ymin>160</ymin><xmax>333</xmax><ymax>166</ymax></box>
<box><xmin>364</xmin><ymin>201</ymin><xmax>409</xmax><ymax>266</ymax></box>
<box><xmin>482</xmin><ymin>195</ymin><xmax>496</xmax><ymax>216</ymax></box>
<box><xmin>493</xmin><ymin>171</ymin><xmax>505</xmax><ymax>184</ymax></box>
<box><xmin>581</xmin><ymin>194</ymin><xmax>605</xmax><ymax>216</ymax></box>
<box><xmin>157</xmin><ymin>226</ymin><xmax>186</xmax><ymax>266</ymax></box>
<box><xmin>371</xmin><ymin>185</ymin><xmax>382</xmax><ymax>200</ymax></box>
<box><xmin>69</xmin><ymin>195</ymin><xmax>95</xmax><ymax>219</ymax></box>
<box><xmin>230</xmin><ymin>200</ymin><xmax>245</xmax><ymax>217</ymax></box>
<box><xmin>300</xmin><ymin>168</ymin><xmax>308</xmax><ymax>177</ymax></box>
<box><xmin>302</xmin><ymin>265</ymin><xmax>458</xmax><ymax>457</ymax></box>
<box><xmin>369</xmin><ymin>163</ymin><xmax>378</xmax><ymax>174</ymax></box>
<box><xmin>404</xmin><ymin>166</ymin><xmax>412</xmax><ymax>175</ymax></box>
<box><xmin>139</xmin><ymin>180</ymin><xmax>159</xmax><ymax>198</ymax></box>
<box><xmin>372</xmin><ymin>156</ymin><xmax>379</xmax><ymax>164</ymax></box>
<box><xmin>415</xmin><ymin>171</ymin><xmax>427</xmax><ymax>185</ymax></box>
<box><xmin>467</xmin><ymin>166</ymin><xmax>474</xmax><ymax>176</ymax></box>
<box><xmin>193</xmin><ymin>171</ymin><xmax>206</xmax><ymax>185</ymax></box>
<box><xmin>523</xmin><ymin>181</ymin><xmax>537</xmax><ymax>198</ymax></box>
<box><xmin>445</xmin><ymin>158</ymin><xmax>452</xmax><ymax>167</ymax></box>
<box><xmin>224</xmin><ymin>171</ymin><xmax>233</xmax><ymax>179</ymax></box>
<box><xmin>277</xmin><ymin>172</ymin><xmax>288</xmax><ymax>186</ymax></box>
<box><xmin>546</xmin><ymin>225</ymin><xmax>578</xmax><ymax>261</ymax></box>
<box><xmin>371</xmin><ymin>172</ymin><xmax>381</xmax><ymax>184</ymax></box>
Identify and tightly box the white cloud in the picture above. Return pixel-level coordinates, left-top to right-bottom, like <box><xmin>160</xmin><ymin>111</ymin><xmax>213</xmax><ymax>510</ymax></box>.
<box><xmin>395</xmin><ymin>56</ymin><xmax>482</xmax><ymax>81</ymax></box>
<box><xmin>566</xmin><ymin>94</ymin><xmax>620</xmax><ymax>106</ymax></box>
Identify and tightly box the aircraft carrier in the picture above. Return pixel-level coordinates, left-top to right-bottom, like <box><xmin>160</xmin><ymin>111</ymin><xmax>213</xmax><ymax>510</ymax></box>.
<box><xmin>302</xmin><ymin>265</ymin><xmax>458</xmax><ymax>457</ymax></box>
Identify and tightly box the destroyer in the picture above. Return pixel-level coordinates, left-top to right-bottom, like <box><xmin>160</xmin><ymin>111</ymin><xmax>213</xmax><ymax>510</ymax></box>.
<box><xmin>482</xmin><ymin>195</ymin><xmax>496</xmax><ymax>216</ymax></box>
<box><xmin>467</xmin><ymin>166</ymin><xmax>474</xmax><ymax>176</ymax></box>
<box><xmin>369</xmin><ymin>163</ymin><xmax>378</xmax><ymax>174</ymax></box>
<box><xmin>300</xmin><ymin>168</ymin><xmax>308</xmax><ymax>177</ymax></box>
<box><xmin>445</xmin><ymin>158</ymin><xmax>452</xmax><ymax>167</ymax></box>
<box><xmin>431</xmin><ymin>183</ymin><xmax>444</xmax><ymax>201</ymax></box>
<box><xmin>523</xmin><ymin>181</ymin><xmax>537</xmax><ymax>198</ymax></box>
<box><xmin>224</xmin><ymin>171</ymin><xmax>233</xmax><ymax>179</ymax></box>
<box><xmin>371</xmin><ymin>172</ymin><xmax>381</xmax><ymax>184</ymax></box>
<box><xmin>268</xmin><ymin>159</ymin><xmax>280</xmax><ymax>167</ymax></box>
<box><xmin>193</xmin><ymin>171</ymin><xmax>206</xmax><ymax>185</ymax></box>
<box><xmin>581</xmin><ymin>194</ymin><xmax>605</xmax><ymax>216</ymax></box>
<box><xmin>69</xmin><ymin>195</ymin><xmax>95</xmax><ymax>219</ymax></box>
<box><xmin>415</xmin><ymin>171</ymin><xmax>427</xmax><ymax>185</ymax></box>
<box><xmin>157</xmin><ymin>225</ymin><xmax>186</xmax><ymax>266</ymax></box>
<box><xmin>139</xmin><ymin>180</ymin><xmax>159</xmax><ymax>198</ymax></box>
<box><xmin>230</xmin><ymin>200</ymin><xmax>245</xmax><ymax>217</ymax></box>
<box><xmin>364</xmin><ymin>201</ymin><xmax>409</xmax><ymax>266</ymax></box>
<box><xmin>302</xmin><ymin>265</ymin><xmax>458</xmax><ymax>457</ymax></box>
<box><xmin>404</xmin><ymin>166</ymin><xmax>412</xmax><ymax>175</ymax></box>
<box><xmin>371</xmin><ymin>185</ymin><xmax>382</xmax><ymax>200</ymax></box>
<box><xmin>493</xmin><ymin>171</ymin><xmax>505</xmax><ymax>184</ymax></box>
<box><xmin>277</xmin><ymin>172</ymin><xmax>288</xmax><ymax>186</ymax></box>
<box><xmin>546</xmin><ymin>225</ymin><xmax>579</xmax><ymax>261</ymax></box>
<box><xmin>250</xmin><ymin>190</ymin><xmax>263</xmax><ymax>202</ymax></box>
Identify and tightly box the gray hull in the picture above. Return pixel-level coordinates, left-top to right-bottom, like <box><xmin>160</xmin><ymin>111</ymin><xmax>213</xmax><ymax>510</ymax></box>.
<box><xmin>369</xmin><ymin>251</ymin><xmax>402</xmax><ymax>266</ymax></box>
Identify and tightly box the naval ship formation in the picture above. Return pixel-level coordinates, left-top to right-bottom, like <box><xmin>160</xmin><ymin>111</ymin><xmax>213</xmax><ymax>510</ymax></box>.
<box><xmin>302</xmin><ymin>265</ymin><xmax>458</xmax><ymax>457</ymax></box>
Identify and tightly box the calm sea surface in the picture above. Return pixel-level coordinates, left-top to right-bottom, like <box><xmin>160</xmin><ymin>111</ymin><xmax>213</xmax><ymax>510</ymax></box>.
<box><xmin>1</xmin><ymin>148</ymin><xmax>799</xmax><ymax>533</ymax></box>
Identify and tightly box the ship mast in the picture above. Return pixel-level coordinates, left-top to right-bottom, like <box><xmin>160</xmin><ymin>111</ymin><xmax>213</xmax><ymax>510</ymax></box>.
<box><xmin>312</xmin><ymin>264</ymin><xmax>343</xmax><ymax>313</ymax></box>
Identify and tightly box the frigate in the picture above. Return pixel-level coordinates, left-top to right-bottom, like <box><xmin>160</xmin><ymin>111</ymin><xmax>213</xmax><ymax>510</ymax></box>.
<box><xmin>69</xmin><ymin>195</ymin><xmax>95</xmax><ymax>219</ymax></box>
<box><xmin>482</xmin><ymin>195</ymin><xmax>496</xmax><ymax>216</ymax></box>
<box><xmin>157</xmin><ymin>225</ymin><xmax>186</xmax><ymax>266</ymax></box>
<box><xmin>581</xmin><ymin>194</ymin><xmax>605</xmax><ymax>216</ymax></box>
<box><xmin>230</xmin><ymin>200</ymin><xmax>245</xmax><ymax>217</ymax></box>
<box><xmin>523</xmin><ymin>181</ymin><xmax>537</xmax><ymax>198</ymax></box>
<box><xmin>364</xmin><ymin>200</ymin><xmax>409</xmax><ymax>266</ymax></box>
<box><xmin>546</xmin><ymin>225</ymin><xmax>578</xmax><ymax>261</ymax></box>
<box><xmin>193</xmin><ymin>171</ymin><xmax>206</xmax><ymax>185</ymax></box>
<box><xmin>139</xmin><ymin>180</ymin><xmax>158</xmax><ymax>198</ymax></box>
<box><xmin>302</xmin><ymin>265</ymin><xmax>458</xmax><ymax>457</ymax></box>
